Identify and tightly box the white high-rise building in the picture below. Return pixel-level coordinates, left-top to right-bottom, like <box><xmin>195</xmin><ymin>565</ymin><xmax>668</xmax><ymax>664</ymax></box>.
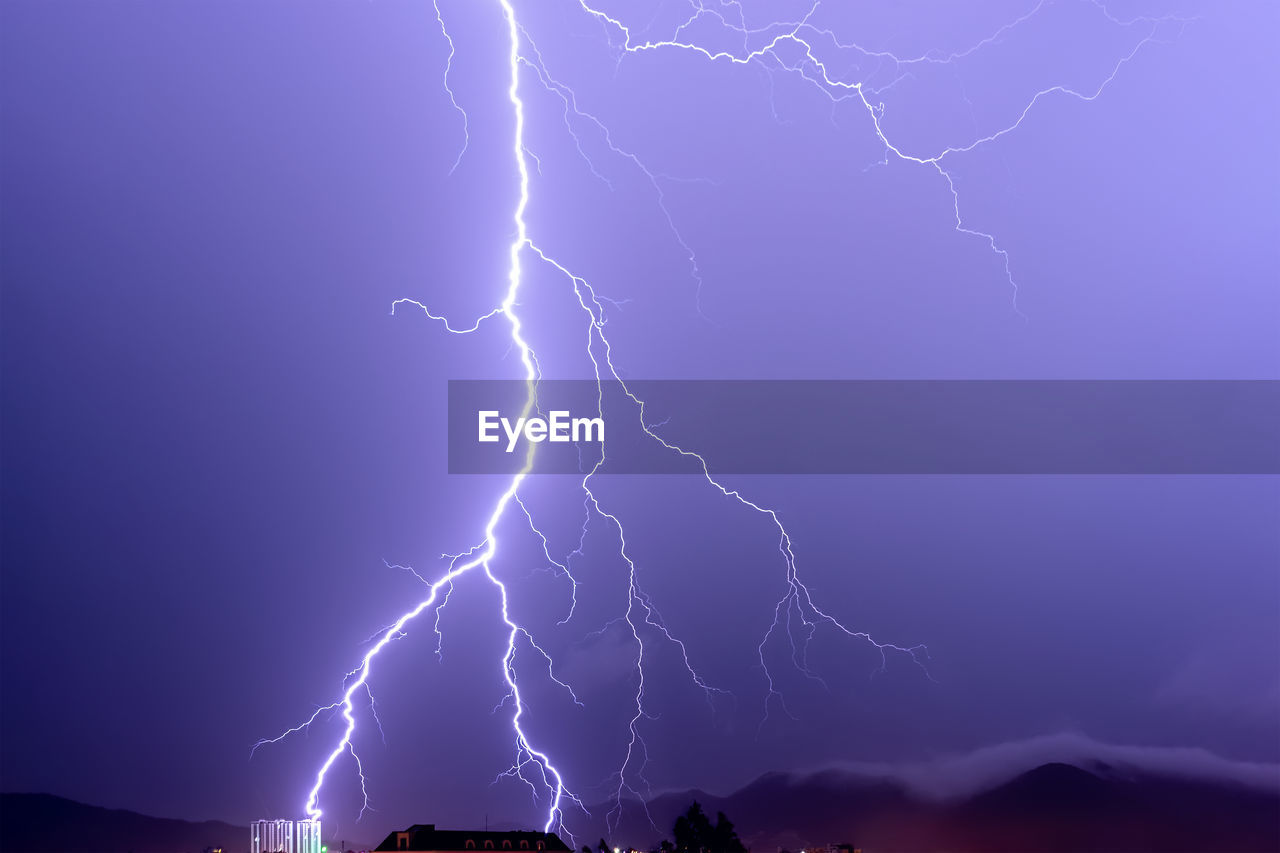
<box><xmin>251</xmin><ymin>819</ymin><xmax>322</xmax><ymax>853</ymax></box>
<box><xmin>295</xmin><ymin>819</ymin><xmax>323</xmax><ymax>853</ymax></box>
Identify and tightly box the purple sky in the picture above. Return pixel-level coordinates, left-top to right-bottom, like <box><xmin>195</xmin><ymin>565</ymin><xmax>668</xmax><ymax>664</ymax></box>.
<box><xmin>2</xmin><ymin>0</ymin><xmax>1277</xmax><ymax>844</ymax></box>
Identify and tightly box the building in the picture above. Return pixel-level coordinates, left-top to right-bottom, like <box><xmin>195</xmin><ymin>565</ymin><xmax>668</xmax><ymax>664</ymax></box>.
<box><xmin>251</xmin><ymin>819</ymin><xmax>323</xmax><ymax>853</ymax></box>
<box><xmin>373</xmin><ymin>824</ymin><xmax>571</xmax><ymax>853</ymax></box>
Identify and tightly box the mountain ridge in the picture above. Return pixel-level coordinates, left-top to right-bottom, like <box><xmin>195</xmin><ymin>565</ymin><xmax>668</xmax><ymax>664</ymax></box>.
<box><xmin>583</xmin><ymin>760</ymin><xmax>1280</xmax><ymax>852</ymax></box>
<box><xmin>0</xmin><ymin>793</ymin><xmax>247</xmax><ymax>853</ymax></box>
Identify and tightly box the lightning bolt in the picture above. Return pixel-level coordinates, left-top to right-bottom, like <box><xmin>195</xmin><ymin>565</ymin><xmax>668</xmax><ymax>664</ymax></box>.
<box><xmin>432</xmin><ymin>0</ymin><xmax>469</xmax><ymax>174</ymax></box>
<box><xmin>260</xmin><ymin>1</ymin><xmax>581</xmax><ymax>834</ymax></box>
<box><xmin>256</xmin><ymin>0</ymin><xmax>1190</xmax><ymax>839</ymax></box>
<box><xmin>575</xmin><ymin>0</ymin><xmax>1190</xmax><ymax>316</ymax></box>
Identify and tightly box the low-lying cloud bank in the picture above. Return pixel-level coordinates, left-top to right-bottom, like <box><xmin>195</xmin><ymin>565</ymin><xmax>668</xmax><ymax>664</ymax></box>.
<box><xmin>819</xmin><ymin>731</ymin><xmax>1280</xmax><ymax>800</ymax></box>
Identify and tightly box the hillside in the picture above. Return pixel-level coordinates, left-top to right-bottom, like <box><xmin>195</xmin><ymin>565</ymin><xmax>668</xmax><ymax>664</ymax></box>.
<box><xmin>587</xmin><ymin>762</ymin><xmax>1280</xmax><ymax>852</ymax></box>
<box><xmin>0</xmin><ymin>794</ymin><xmax>246</xmax><ymax>853</ymax></box>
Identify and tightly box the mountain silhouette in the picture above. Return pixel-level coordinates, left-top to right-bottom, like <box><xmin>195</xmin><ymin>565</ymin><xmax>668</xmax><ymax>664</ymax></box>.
<box><xmin>0</xmin><ymin>793</ymin><xmax>246</xmax><ymax>853</ymax></box>
<box><xmin>586</xmin><ymin>762</ymin><xmax>1280</xmax><ymax>852</ymax></box>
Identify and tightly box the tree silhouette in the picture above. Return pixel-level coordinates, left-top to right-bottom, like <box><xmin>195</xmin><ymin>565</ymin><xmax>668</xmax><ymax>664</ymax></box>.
<box><xmin>673</xmin><ymin>801</ymin><xmax>712</xmax><ymax>852</ymax></box>
<box><xmin>670</xmin><ymin>801</ymin><xmax>746</xmax><ymax>853</ymax></box>
<box><xmin>711</xmin><ymin>812</ymin><xmax>745</xmax><ymax>853</ymax></box>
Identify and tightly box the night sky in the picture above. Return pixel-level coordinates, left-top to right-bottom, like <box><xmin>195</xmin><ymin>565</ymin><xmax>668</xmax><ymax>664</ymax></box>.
<box><xmin>2</xmin><ymin>0</ymin><xmax>1277</xmax><ymax>845</ymax></box>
